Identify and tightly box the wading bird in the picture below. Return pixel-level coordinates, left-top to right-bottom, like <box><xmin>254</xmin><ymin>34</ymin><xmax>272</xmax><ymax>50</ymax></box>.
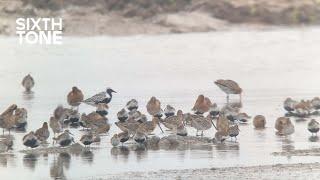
<box><xmin>215</xmin><ymin>79</ymin><xmax>242</xmax><ymax>104</ymax></box>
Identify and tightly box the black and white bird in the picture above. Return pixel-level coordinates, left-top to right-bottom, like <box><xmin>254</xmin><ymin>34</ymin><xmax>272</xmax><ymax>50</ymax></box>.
<box><xmin>83</xmin><ymin>88</ymin><xmax>116</xmax><ymax>106</ymax></box>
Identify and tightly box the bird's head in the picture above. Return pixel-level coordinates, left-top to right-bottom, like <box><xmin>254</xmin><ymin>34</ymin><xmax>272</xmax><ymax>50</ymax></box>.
<box><xmin>106</xmin><ymin>88</ymin><xmax>116</xmax><ymax>94</ymax></box>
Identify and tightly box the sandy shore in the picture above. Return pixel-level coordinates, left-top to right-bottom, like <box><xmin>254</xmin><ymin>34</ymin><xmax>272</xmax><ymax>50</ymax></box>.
<box><xmin>92</xmin><ymin>163</ymin><xmax>320</xmax><ymax>180</ymax></box>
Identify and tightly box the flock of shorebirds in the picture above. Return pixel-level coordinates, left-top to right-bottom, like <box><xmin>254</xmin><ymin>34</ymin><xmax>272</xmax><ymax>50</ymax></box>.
<box><xmin>0</xmin><ymin>74</ymin><xmax>320</xmax><ymax>152</ymax></box>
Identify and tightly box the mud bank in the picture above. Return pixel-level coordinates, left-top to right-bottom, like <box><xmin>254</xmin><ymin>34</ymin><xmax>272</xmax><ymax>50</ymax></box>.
<box><xmin>93</xmin><ymin>163</ymin><xmax>320</xmax><ymax>180</ymax></box>
<box><xmin>1</xmin><ymin>0</ymin><xmax>320</xmax><ymax>36</ymax></box>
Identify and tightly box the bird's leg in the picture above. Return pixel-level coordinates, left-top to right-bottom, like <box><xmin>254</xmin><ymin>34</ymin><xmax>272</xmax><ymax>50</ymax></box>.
<box><xmin>211</xmin><ymin>119</ymin><xmax>218</xmax><ymax>131</ymax></box>
<box><xmin>201</xmin><ymin>131</ymin><xmax>204</xmax><ymax>136</ymax></box>
<box><xmin>196</xmin><ymin>130</ymin><xmax>198</xmax><ymax>136</ymax></box>
<box><xmin>158</xmin><ymin>123</ymin><xmax>164</xmax><ymax>133</ymax></box>
<box><xmin>227</xmin><ymin>94</ymin><xmax>230</xmax><ymax>104</ymax></box>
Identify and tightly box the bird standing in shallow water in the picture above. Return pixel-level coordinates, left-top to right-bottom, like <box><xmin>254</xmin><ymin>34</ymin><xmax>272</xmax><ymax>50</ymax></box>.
<box><xmin>215</xmin><ymin>79</ymin><xmax>242</xmax><ymax>104</ymax></box>
<box><xmin>192</xmin><ymin>95</ymin><xmax>212</xmax><ymax>115</ymax></box>
<box><xmin>229</xmin><ymin>124</ymin><xmax>240</xmax><ymax>141</ymax></box>
<box><xmin>308</xmin><ymin>119</ymin><xmax>320</xmax><ymax>136</ymax></box>
<box><xmin>22</xmin><ymin>74</ymin><xmax>35</xmax><ymax>92</ymax></box>
<box><xmin>137</xmin><ymin>117</ymin><xmax>162</xmax><ymax>135</ymax></box>
<box><xmin>49</xmin><ymin>116</ymin><xmax>63</xmax><ymax>138</ymax></box>
<box><xmin>275</xmin><ymin>117</ymin><xmax>295</xmax><ymax>135</ymax></box>
<box><xmin>118</xmin><ymin>131</ymin><xmax>130</xmax><ymax>146</ymax></box>
<box><xmin>23</xmin><ymin>131</ymin><xmax>40</xmax><ymax>148</ymax></box>
<box><xmin>111</xmin><ymin>134</ymin><xmax>120</xmax><ymax>147</ymax></box>
<box><xmin>67</xmin><ymin>87</ymin><xmax>84</xmax><ymax>111</ymax></box>
<box><xmin>253</xmin><ymin>115</ymin><xmax>266</xmax><ymax>129</ymax></box>
<box><xmin>146</xmin><ymin>97</ymin><xmax>163</xmax><ymax>118</ymax></box>
<box><xmin>35</xmin><ymin>122</ymin><xmax>50</xmax><ymax>142</ymax></box>
<box><xmin>83</xmin><ymin>88</ymin><xmax>116</xmax><ymax>106</ymax></box>
<box><xmin>191</xmin><ymin>115</ymin><xmax>213</xmax><ymax>136</ymax></box>
<box><xmin>80</xmin><ymin>131</ymin><xmax>94</xmax><ymax>147</ymax></box>
<box><xmin>0</xmin><ymin>137</ymin><xmax>13</xmax><ymax>152</ymax></box>
<box><xmin>54</xmin><ymin>130</ymin><xmax>74</xmax><ymax>147</ymax></box>
<box><xmin>283</xmin><ymin>98</ymin><xmax>298</xmax><ymax>112</ymax></box>
<box><xmin>161</xmin><ymin>110</ymin><xmax>184</xmax><ymax>131</ymax></box>
<box><xmin>117</xmin><ymin>108</ymin><xmax>128</xmax><ymax>122</ymax></box>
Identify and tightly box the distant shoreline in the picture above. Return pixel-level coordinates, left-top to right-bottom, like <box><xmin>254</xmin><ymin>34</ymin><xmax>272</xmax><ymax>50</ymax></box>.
<box><xmin>1</xmin><ymin>0</ymin><xmax>320</xmax><ymax>36</ymax></box>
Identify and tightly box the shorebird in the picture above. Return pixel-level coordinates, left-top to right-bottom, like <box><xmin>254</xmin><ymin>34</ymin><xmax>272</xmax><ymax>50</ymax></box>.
<box><xmin>229</xmin><ymin>124</ymin><xmax>240</xmax><ymax>141</ymax></box>
<box><xmin>115</xmin><ymin>118</ymin><xmax>140</xmax><ymax>136</ymax></box>
<box><xmin>183</xmin><ymin>113</ymin><xmax>201</xmax><ymax>126</ymax></box>
<box><xmin>191</xmin><ymin>115</ymin><xmax>213</xmax><ymax>136</ymax></box>
<box><xmin>49</xmin><ymin>116</ymin><xmax>63</xmax><ymax>138</ymax></box>
<box><xmin>80</xmin><ymin>112</ymin><xmax>108</xmax><ymax>130</ymax></box>
<box><xmin>214</xmin><ymin>131</ymin><xmax>227</xmax><ymax>143</ymax></box>
<box><xmin>161</xmin><ymin>110</ymin><xmax>184</xmax><ymax>131</ymax></box>
<box><xmin>118</xmin><ymin>131</ymin><xmax>129</xmax><ymax>146</ymax></box>
<box><xmin>126</xmin><ymin>99</ymin><xmax>138</xmax><ymax>111</ymax></box>
<box><xmin>209</xmin><ymin>103</ymin><xmax>220</xmax><ymax>117</ymax></box>
<box><xmin>235</xmin><ymin>112</ymin><xmax>251</xmax><ymax>123</ymax></box>
<box><xmin>311</xmin><ymin>97</ymin><xmax>320</xmax><ymax>110</ymax></box>
<box><xmin>0</xmin><ymin>138</ymin><xmax>13</xmax><ymax>152</ymax></box>
<box><xmin>308</xmin><ymin>119</ymin><xmax>320</xmax><ymax>136</ymax></box>
<box><xmin>214</xmin><ymin>79</ymin><xmax>242</xmax><ymax>104</ymax></box>
<box><xmin>137</xmin><ymin>114</ymin><xmax>148</xmax><ymax>123</ymax></box>
<box><xmin>22</xmin><ymin>74</ymin><xmax>35</xmax><ymax>92</ymax></box>
<box><xmin>53</xmin><ymin>130</ymin><xmax>74</xmax><ymax>147</ymax></box>
<box><xmin>137</xmin><ymin>117</ymin><xmax>163</xmax><ymax>134</ymax></box>
<box><xmin>117</xmin><ymin>108</ymin><xmax>129</xmax><ymax>122</ymax></box>
<box><xmin>83</xmin><ymin>88</ymin><xmax>116</xmax><ymax>106</ymax></box>
<box><xmin>176</xmin><ymin>124</ymin><xmax>188</xmax><ymax>136</ymax></box>
<box><xmin>275</xmin><ymin>117</ymin><xmax>295</xmax><ymax>135</ymax></box>
<box><xmin>96</xmin><ymin>103</ymin><xmax>109</xmax><ymax>116</ymax></box>
<box><xmin>294</xmin><ymin>100</ymin><xmax>312</xmax><ymax>118</ymax></box>
<box><xmin>53</xmin><ymin>105</ymin><xmax>69</xmax><ymax>123</ymax></box>
<box><xmin>111</xmin><ymin>134</ymin><xmax>120</xmax><ymax>147</ymax></box>
<box><xmin>35</xmin><ymin>122</ymin><xmax>50</xmax><ymax>142</ymax></box>
<box><xmin>67</xmin><ymin>86</ymin><xmax>84</xmax><ymax>110</ymax></box>
<box><xmin>253</xmin><ymin>115</ymin><xmax>266</xmax><ymax>129</ymax></box>
<box><xmin>80</xmin><ymin>131</ymin><xmax>94</xmax><ymax>147</ymax></box>
<box><xmin>13</xmin><ymin>107</ymin><xmax>28</xmax><ymax>129</ymax></box>
<box><xmin>217</xmin><ymin>115</ymin><xmax>229</xmax><ymax>136</ymax></box>
<box><xmin>192</xmin><ymin>95</ymin><xmax>212</xmax><ymax>115</ymax></box>
<box><xmin>23</xmin><ymin>131</ymin><xmax>40</xmax><ymax>148</ymax></box>
<box><xmin>146</xmin><ymin>96</ymin><xmax>163</xmax><ymax>118</ymax></box>
<box><xmin>164</xmin><ymin>105</ymin><xmax>175</xmax><ymax>117</ymax></box>
<box><xmin>220</xmin><ymin>104</ymin><xmax>240</xmax><ymax>122</ymax></box>
<box><xmin>94</xmin><ymin>124</ymin><xmax>110</xmax><ymax>135</ymax></box>
<box><xmin>283</xmin><ymin>98</ymin><xmax>298</xmax><ymax>112</ymax></box>
<box><xmin>0</xmin><ymin>104</ymin><xmax>17</xmax><ymax>134</ymax></box>
<box><xmin>134</xmin><ymin>131</ymin><xmax>147</xmax><ymax>144</ymax></box>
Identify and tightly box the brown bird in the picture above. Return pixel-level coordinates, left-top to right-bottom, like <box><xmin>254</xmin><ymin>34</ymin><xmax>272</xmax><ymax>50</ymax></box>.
<box><xmin>13</xmin><ymin>107</ymin><xmax>28</xmax><ymax>129</ymax></box>
<box><xmin>253</xmin><ymin>115</ymin><xmax>266</xmax><ymax>129</ymax></box>
<box><xmin>275</xmin><ymin>117</ymin><xmax>294</xmax><ymax>135</ymax></box>
<box><xmin>80</xmin><ymin>112</ymin><xmax>108</xmax><ymax>130</ymax></box>
<box><xmin>94</xmin><ymin>124</ymin><xmax>110</xmax><ymax>135</ymax></box>
<box><xmin>137</xmin><ymin>117</ymin><xmax>163</xmax><ymax>134</ymax></box>
<box><xmin>23</xmin><ymin>131</ymin><xmax>40</xmax><ymax>148</ymax></box>
<box><xmin>146</xmin><ymin>97</ymin><xmax>162</xmax><ymax>117</ymax></box>
<box><xmin>215</xmin><ymin>79</ymin><xmax>242</xmax><ymax>104</ymax></box>
<box><xmin>80</xmin><ymin>131</ymin><xmax>94</xmax><ymax>147</ymax></box>
<box><xmin>96</xmin><ymin>103</ymin><xmax>109</xmax><ymax>117</ymax></box>
<box><xmin>229</xmin><ymin>124</ymin><xmax>240</xmax><ymax>141</ymax></box>
<box><xmin>191</xmin><ymin>115</ymin><xmax>213</xmax><ymax>136</ymax></box>
<box><xmin>115</xmin><ymin>117</ymin><xmax>140</xmax><ymax>136</ymax></box>
<box><xmin>35</xmin><ymin>122</ymin><xmax>50</xmax><ymax>142</ymax></box>
<box><xmin>67</xmin><ymin>86</ymin><xmax>84</xmax><ymax>110</ymax></box>
<box><xmin>49</xmin><ymin>116</ymin><xmax>63</xmax><ymax>137</ymax></box>
<box><xmin>216</xmin><ymin>115</ymin><xmax>229</xmax><ymax>136</ymax></box>
<box><xmin>161</xmin><ymin>110</ymin><xmax>184</xmax><ymax>131</ymax></box>
<box><xmin>192</xmin><ymin>95</ymin><xmax>212</xmax><ymax>115</ymax></box>
<box><xmin>22</xmin><ymin>74</ymin><xmax>35</xmax><ymax>92</ymax></box>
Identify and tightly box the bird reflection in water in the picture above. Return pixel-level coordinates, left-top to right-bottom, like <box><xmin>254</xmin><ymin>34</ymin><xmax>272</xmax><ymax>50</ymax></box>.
<box><xmin>133</xmin><ymin>144</ymin><xmax>147</xmax><ymax>161</ymax></box>
<box><xmin>23</xmin><ymin>153</ymin><xmax>39</xmax><ymax>170</ymax></box>
<box><xmin>281</xmin><ymin>138</ymin><xmax>295</xmax><ymax>160</ymax></box>
<box><xmin>50</xmin><ymin>153</ymin><xmax>71</xmax><ymax>180</ymax></box>
<box><xmin>0</xmin><ymin>154</ymin><xmax>15</xmax><ymax>167</ymax></box>
<box><xmin>110</xmin><ymin>146</ymin><xmax>130</xmax><ymax>162</ymax></box>
<box><xmin>309</xmin><ymin>136</ymin><xmax>319</xmax><ymax>142</ymax></box>
<box><xmin>215</xmin><ymin>142</ymin><xmax>240</xmax><ymax>158</ymax></box>
<box><xmin>22</xmin><ymin>91</ymin><xmax>35</xmax><ymax>110</ymax></box>
<box><xmin>81</xmin><ymin>150</ymin><xmax>94</xmax><ymax>164</ymax></box>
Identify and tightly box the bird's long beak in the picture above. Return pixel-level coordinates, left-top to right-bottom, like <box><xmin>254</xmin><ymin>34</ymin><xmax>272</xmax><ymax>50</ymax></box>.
<box><xmin>211</xmin><ymin>119</ymin><xmax>218</xmax><ymax>130</ymax></box>
<box><xmin>68</xmin><ymin>132</ymin><xmax>74</xmax><ymax>136</ymax></box>
<box><xmin>112</xmin><ymin>89</ymin><xmax>117</xmax><ymax>93</ymax></box>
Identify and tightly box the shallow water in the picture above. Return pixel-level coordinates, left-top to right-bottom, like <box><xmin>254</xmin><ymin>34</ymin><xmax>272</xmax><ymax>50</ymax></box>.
<box><xmin>1</xmin><ymin>27</ymin><xmax>320</xmax><ymax>179</ymax></box>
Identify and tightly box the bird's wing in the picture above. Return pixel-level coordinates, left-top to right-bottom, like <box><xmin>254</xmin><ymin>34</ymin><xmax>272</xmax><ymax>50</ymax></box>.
<box><xmin>83</xmin><ymin>92</ymin><xmax>106</xmax><ymax>105</ymax></box>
